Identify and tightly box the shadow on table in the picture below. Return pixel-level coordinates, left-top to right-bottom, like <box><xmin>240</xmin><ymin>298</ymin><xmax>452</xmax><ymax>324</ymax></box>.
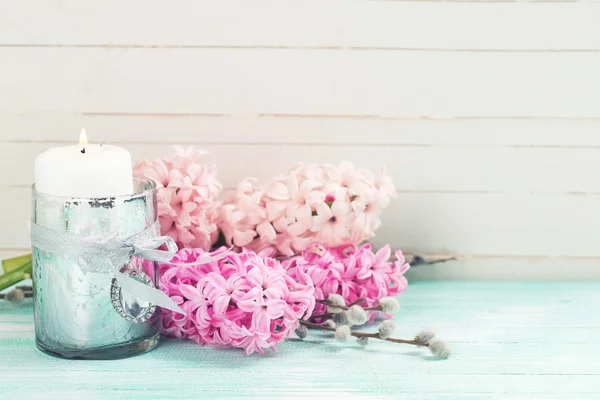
<box><xmin>155</xmin><ymin>336</ymin><xmax>353</xmax><ymax>368</ymax></box>
<box><xmin>155</xmin><ymin>336</ymin><xmax>442</xmax><ymax>368</ymax></box>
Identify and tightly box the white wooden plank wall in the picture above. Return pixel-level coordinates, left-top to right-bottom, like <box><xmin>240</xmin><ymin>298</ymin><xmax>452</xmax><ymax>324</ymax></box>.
<box><xmin>1</xmin><ymin>0</ymin><xmax>600</xmax><ymax>279</ymax></box>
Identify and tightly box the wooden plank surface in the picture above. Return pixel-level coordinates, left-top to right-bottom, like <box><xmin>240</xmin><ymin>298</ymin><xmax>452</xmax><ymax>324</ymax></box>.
<box><xmin>2</xmin><ymin>1</ymin><xmax>600</xmax><ymax>277</ymax></box>
<box><xmin>5</xmin><ymin>187</ymin><xmax>600</xmax><ymax>259</ymax></box>
<box><xmin>6</xmin><ymin>142</ymin><xmax>600</xmax><ymax>192</ymax></box>
<box><xmin>2</xmin><ymin>48</ymin><xmax>599</xmax><ymax>117</ymax></box>
<box><xmin>5</xmin><ymin>115</ymin><xmax>600</xmax><ymax>146</ymax></box>
<box><xmin>1</xmin><ymin>1</ymin><xmax>600</xmax><ymax>50</ymax></box>
<box><xmin>2</xmin><ymin>281</ymin><xmax>599</xmax><ymax>398</ymax></box>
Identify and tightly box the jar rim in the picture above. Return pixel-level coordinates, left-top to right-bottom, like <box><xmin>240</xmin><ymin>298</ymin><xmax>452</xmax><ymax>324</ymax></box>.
<box><xmin>31</xmin><ymin>177</ymin><xmax>157</xmax><ymax>202</ymax></box>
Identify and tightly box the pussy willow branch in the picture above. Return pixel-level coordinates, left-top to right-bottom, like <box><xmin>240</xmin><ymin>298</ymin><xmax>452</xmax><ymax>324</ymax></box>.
<box><xmin>310</xmin><ymin>298</ymin><xmax>367</xmax><ymax>320</ymax></box>
<box><xmin>316</xmin><ymin>298</ymin><xmax>383</xmax><ymax>312</ymax></box>
<box><xmin>300</xmin><ymin>320</ymin><xmax>428</xmax><ymax>347</ymax></box>
<box><xmin>309</xmin><ymin>313</ymin><xmax>332</xmax><ymax>320</ymax></box>
<box><xmin>348</xmin><ymin>298</ymin><xmax>365</xmax><ymax>307</ymax></box>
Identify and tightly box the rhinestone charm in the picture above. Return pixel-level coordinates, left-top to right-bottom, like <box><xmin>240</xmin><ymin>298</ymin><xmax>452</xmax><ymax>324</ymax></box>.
<box><xmin>110</xmin><ymin>270</ymin><xmax>157</xmax><ymax>323</ymax></box>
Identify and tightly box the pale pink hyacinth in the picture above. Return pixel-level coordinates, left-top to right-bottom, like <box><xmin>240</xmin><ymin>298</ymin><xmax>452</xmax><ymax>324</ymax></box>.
<box><xmin>218</xmin><ymin>162</ymin><xmax>396</xmax><ymax>256</ymax></box>
<box><xmin>282</xmin><ymin>243</ymin><xmax>410</xmax><ymax>323</ymax></box>
<box><xmin>134</xmin><ymin>146</ymin><xmax>222</xmax><ymax>251</ymax></box>
<box><xmin>146</xmin><ymin>247</ymin><xmax>316</xmax><ymax>355</ymax></box>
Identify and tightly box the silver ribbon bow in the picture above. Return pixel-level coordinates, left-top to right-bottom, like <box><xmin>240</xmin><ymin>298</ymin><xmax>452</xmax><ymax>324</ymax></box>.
<box><xmin>30</xmin><ymin>220</ymin><xmax>225</xmax><ymax>315</ymax></box>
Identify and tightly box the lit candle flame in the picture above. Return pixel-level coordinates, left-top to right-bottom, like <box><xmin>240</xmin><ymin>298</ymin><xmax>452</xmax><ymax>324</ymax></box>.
<box><xmin>79</xmin><ymin>129</ymin><xmax>88</xmax><ymax>146</ymax></box>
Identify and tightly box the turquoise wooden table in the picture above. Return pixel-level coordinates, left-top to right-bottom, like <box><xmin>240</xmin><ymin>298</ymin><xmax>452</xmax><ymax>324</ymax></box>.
<box><xmin>1</xmin><ymin>281</ymin><xmax>598</xmax><ymax>399</ymax></box>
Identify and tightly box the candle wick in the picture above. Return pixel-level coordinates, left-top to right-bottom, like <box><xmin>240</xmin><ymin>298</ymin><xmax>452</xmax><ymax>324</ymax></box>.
<box><xmin>81</xmin><ymin>147</ymin><xmax>86</xmax><ymax>154</ymax></box>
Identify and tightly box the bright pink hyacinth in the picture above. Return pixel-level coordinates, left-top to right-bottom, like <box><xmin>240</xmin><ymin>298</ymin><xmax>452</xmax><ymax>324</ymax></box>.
<box><xmin>282</xmin><ymin>243</ymin><xmax>410</xmax><ymax>322</ymax></box>
<box><xmin>134</xmin><ymin>146</ymin><xmax>222</xmax><ymax>251</ymax></box>
<box><xmin>146</xmin><ymin>247</ymin><xmax>316</xmax><ymax>355</ymax></box>
<box><xmin>218</xmin><ymin>162</ymin><xmax>396</xmax><ymax>256</ymax></box>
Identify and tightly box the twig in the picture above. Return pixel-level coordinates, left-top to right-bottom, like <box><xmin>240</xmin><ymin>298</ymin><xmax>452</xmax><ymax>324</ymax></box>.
<box><xmin>316</xmin><ymin>299</ymin><xmax>383</xmax><ymax>312</ymax></box>
<box><xmin>348</xmin><ymin>297</ymin><xmax>365</xmax><ymax>307</ymax></box>
<box><xmin>315</xmin><ymin>299</ymin><xmax>349</xmax><ymax>311</ymax></box>
<box><xmin>299</xmin><ymin>320</ymin><xmax>428</xmax><ymax>347</ymax></box>
<box><xmin>309</xmin><ymin>313</ymin><xmax>332</xmax><ymax>320</ymax></box>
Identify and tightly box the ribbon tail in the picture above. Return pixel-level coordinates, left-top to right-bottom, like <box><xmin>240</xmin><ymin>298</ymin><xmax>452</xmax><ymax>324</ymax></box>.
<box><xmin>114</xmin><ymin>270</ymin><xmax>185</xmax><ymax>315</ymax></box>
<box><xmin>173</xmin><ymin>247</ymin><xmax>233</xmax><ymax>267</ymax></box>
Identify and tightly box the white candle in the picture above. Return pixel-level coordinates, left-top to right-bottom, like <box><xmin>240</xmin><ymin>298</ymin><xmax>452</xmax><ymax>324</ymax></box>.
<box><xmin>35</xmin><ymin>129</ymin><xmax>134</xmax><ymax>197</ymax></box>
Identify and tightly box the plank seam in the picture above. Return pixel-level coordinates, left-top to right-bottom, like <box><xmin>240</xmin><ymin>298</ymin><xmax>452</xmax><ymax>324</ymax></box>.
<box><xmin>1</xmin><ymin>44</ymin><xmax>600</xmax><ymax>52</ymax></box>
<box><xmin>8</xmin><ymin>139</ymin><xmax>600</xmax><ymax>150</ymax></box>
<box><xmin>80</xmin><ymin>113</ymin><xmax>600</xmax><ymax>121</ymax></box>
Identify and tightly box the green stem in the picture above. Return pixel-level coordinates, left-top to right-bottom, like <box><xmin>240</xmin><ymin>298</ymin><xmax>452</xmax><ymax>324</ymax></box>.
<box><xmin>0</xmin><ymin>261</ymin><xmax>32</xmax><ymax>292</ymax></box>
<box><xmin>2</xmin><ymin>253</ymin><xmax>32</xmax><ymax>274</ymax></box>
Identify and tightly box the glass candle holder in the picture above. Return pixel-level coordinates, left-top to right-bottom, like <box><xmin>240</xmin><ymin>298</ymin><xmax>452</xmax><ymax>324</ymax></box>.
<box><xmin>31</xmin><ymin>178</ymin><xmax>160</xmax><ymax>359</ymax></box>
